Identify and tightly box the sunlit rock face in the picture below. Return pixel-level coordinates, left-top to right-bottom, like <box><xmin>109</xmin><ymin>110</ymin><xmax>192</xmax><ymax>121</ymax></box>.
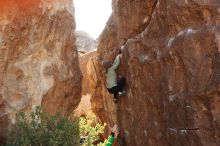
<box><xmin>74</xmin><ymin>50</ymin><xmax>97</xmax><ymax>117</ymax></box>
<box><xmin>91</xmin><ymin>0</ymin><xmax>220</xmax><ymax>146</ymax></box>
<box><xmin>76</xmin><ymin>31</ymin><xmax>97</xmax><ymax>53</ymax></box>
<box><xmin>79</xmin><ymin>50</ymin><xmax>97</xmax><ymax>96</ymax></box>
<box><xmin>75</xmin><ymin>30</ymin><xmax>98</xmax><ymax>117</ymax></box>
<box><xmin>0</xmin><ymin>0</ymin><xmax>82</xmax><ymax>142</ymax></box>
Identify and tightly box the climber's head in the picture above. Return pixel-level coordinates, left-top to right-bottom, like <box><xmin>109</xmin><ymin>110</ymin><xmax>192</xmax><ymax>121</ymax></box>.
<box><xmin>102</xmin><ymin>60</ymin><xmax>112</xmax><ymax>69</ymax></box>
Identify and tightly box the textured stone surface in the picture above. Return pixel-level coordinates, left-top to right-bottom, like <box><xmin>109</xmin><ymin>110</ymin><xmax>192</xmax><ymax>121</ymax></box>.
<box><xmin>76</xmin><ymin>31</ymin><xmax>97</xmax><ymax>53</ymax></box>
<box><xmin>0</xmin><ymin>0</ymin><xmax>82</xmax><ymax>142</ymax></box>
<box><xmin>75</xmin><ymin>51</ymin><xmax>97</xmax><ymax>117</ymax></box>
<box><xmin>74</xmin><ymin>30</ymin><xmax>97</xmax><ymax>117</ymax></box>
<box><xmin>79</xmin><ymin>50</ymin><xmax>97</xmax><ymax>95</ymax></box>
<box><xmin>91</xmin><ymin>0</ymin><xmax>220</xmax><ymax>146</ymax></box>
<box><xmin>74</xmin><ymin>94</ymin><xmax>92</xmax><ymax>117</ymax></box>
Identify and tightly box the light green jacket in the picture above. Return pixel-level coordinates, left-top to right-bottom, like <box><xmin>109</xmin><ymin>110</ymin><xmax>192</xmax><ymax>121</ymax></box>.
<box><xmin>106</xmin><ymin>55</ymin><xmax>120</xmax><ymax>89</ymax></box>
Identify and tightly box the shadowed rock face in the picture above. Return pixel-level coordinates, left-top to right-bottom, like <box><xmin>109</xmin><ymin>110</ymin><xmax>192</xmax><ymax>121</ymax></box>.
<box><xmin>0</xmin><ymin>0</ymin><xmax>82</xmax><ymax>142</ymax></box>
<box><xmin>91</xmin><ymin>0</ymin><xmax>220</xmax><ymax>146</ymax></box>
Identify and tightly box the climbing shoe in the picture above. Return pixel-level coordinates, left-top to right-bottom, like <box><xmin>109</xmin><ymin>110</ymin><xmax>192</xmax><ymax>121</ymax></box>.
<box><xmin>118</xmin><ymin>91</ymin><xmax>126</xmax><ymax>97</ymax></box>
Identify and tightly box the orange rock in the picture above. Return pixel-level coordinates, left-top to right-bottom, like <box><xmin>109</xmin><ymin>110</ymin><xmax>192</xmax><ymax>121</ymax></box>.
<box><xmin>0</xmin><ymin>0</ymin><xmax>81</xmax><ymax>143</ymax></box>
<box><xmin>74</xmin><ymin>51</ymin><xmax>97</xmax><ymax>117</ymax></box>
<box><xmin>91</xmin><ymin>0</ymin><xmax>220</xmax><ymax>146</ymax></box>
<box><xmin>79</xmin><ymin>51</ymin><xmax>97</xmax><ymax>96</ymax></box>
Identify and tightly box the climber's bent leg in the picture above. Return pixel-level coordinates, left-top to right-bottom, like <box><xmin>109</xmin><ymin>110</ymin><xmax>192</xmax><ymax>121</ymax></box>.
<box><xmin>117</xmin><ymin>77</ymin><xmax>126</xmax><ymax>92</ymax></box>
<box><xmin>108</xmin><ymin>77</ymin><xmax>126</xmax><ymax>102</ymax></box>
<box><xmin>108</xmin><ymin>77</ymin><xmax>126</xmax><ymax>97</ymax></box>
<box><xmin>108</xmin><ymin>87</ymin><xmax>119</xmax><ymax>103</ymax></box>
<box><xmin>108</xmin><ymin>87</ymin><xmax>118</xmax><ymax>98</ymax></box>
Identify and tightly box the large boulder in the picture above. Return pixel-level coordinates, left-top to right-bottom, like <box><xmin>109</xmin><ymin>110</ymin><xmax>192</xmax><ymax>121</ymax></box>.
<box><xmin>0</xmin><ymin>0</ymin><xmax>82</xmax><ymax>143</ymax></box>
<box><xmin>91</xmin><ymin>0</ymin><xmax>220</xmax><ymax>146</ymax></box>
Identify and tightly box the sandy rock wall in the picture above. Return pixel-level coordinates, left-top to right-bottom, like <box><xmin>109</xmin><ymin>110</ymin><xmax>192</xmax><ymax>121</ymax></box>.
<box><xmin>91</xmin><ymin>0</ymin><xmax>220</xmax><ymax>146</ymax></box>
<box><xmin>91</xmin><ymin>0</ymin><xmax>158</xmax><ymax>125</ymax></box>
<box><xmin>0</xmin><ymin>0</ymin><xmax>82</xmax><ymax>142</ymax></box>
<box><xmin>79</xmin><ymin>50</ymin><xmax>97</xmax><ymax>96</ymax></box>
<box><xmin>74</xmin><ymin>51</ymin><xmax>97</xmax><ymax>117</ymax></box>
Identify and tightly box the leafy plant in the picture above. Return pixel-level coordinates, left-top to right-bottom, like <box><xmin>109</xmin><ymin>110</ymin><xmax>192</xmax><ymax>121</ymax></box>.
<box><xmin>6</xmin><ymin>107</ymin><xmax>107</xmax><ymax>146</ymax></box>
<box><xmin>7</xmin><ymin>106</ymin><xmax>80</xmax><ymax>146</ymax></box>
<box><xmin>79</xmin><ymin>112</ymin><xmax>106</xmax><ymax>146</ymax></box>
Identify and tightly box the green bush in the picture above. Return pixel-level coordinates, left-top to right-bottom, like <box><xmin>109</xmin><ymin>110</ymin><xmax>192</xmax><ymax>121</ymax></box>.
<box><xmin>6</xmin><ymin>107</ymin><xmax>107</xmax><ymax>146</ymax></box>
<box><xmin>7</xmin><ymin>106</ymin><xmax>80</xmax><ymax>146</ymax></box>
<box><xmin>79</xmin><ymin>112</ymin><xmax>106</xmax><ymax>146</ymax></box>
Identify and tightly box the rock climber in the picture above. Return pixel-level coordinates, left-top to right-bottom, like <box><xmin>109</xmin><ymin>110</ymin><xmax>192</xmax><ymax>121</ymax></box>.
<box><xmin>106</xmin><ymin>124</ymin><xmax>119</xmax><ymax>146</ymax></box>
<box><xmin>102</xmin><ymin>51</ymin><xmax>126</xmax><ymax>103</ymax></box>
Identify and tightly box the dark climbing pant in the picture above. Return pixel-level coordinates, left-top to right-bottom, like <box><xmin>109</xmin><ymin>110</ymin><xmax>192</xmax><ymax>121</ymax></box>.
<box><xmin>107</xmin><ymin>77</ymin><xmax>126</xmax><ymax>99</ymax></box>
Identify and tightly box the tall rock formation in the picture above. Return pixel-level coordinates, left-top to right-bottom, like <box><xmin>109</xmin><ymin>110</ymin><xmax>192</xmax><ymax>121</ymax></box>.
<box><xmin>74</xmin><ymin>51</ymin><xmax>97</xmax><ymax>117</ymax></box>
<box><xmin>79</xmin><ymin>51</ymin><xmax>97</xmax><ymax>96</ymax></box>
<box><xmin>0</xmin><ymin>0</ymin><xmax>82</xmax><ymax>142</ymax></box>
<box><xmin>75</xmin><ymin>30</ymin><xmax>97</xmax><ymax>117</ymax></box>
<box><xmin>91</xmin><ymin>0</ymin><xmax>220</xmax><ymax>146</ymax></box>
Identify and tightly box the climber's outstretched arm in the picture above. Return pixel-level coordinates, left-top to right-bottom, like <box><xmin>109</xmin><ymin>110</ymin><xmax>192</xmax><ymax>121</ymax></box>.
<box><xmin>106</xmin><ymin>133</ymin><xmax>115</xmax><ymax>146</ymax></box>
<box><xmin>105</xmin><ymin>124</ymin><xmax>119</xmax><ymax>146</ymax></box>
<box><xmin>110</xmin><ymin>54</ymin><xmax>121</xmax><ymax>70</ymax></box>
